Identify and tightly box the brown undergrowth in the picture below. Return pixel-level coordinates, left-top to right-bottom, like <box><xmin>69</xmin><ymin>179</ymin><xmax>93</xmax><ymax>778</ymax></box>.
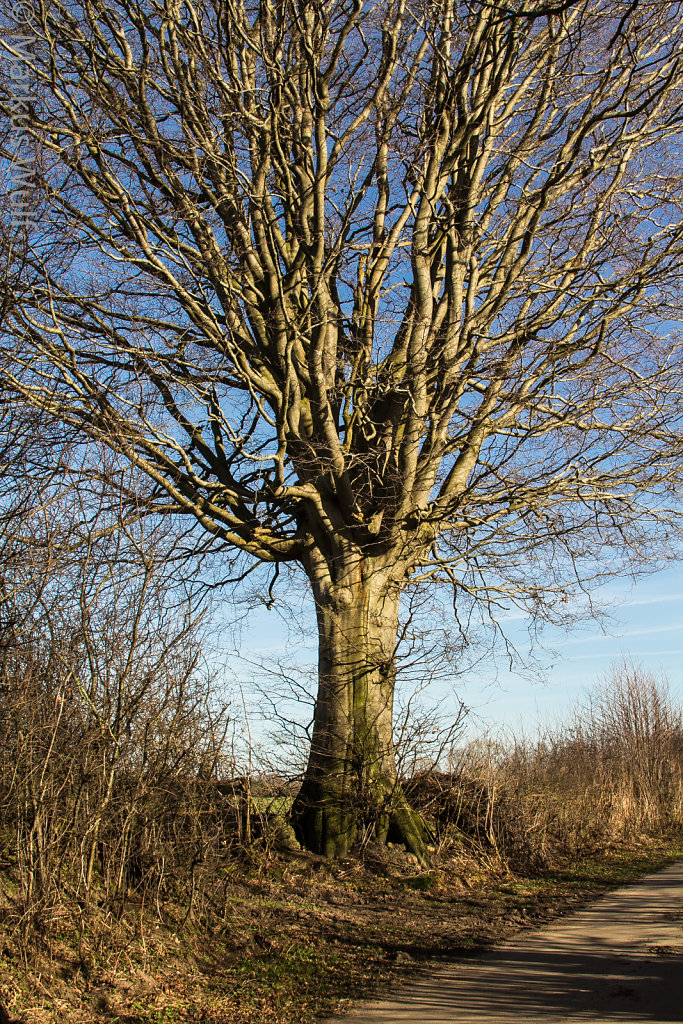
<box><xmin>2</xmin><ymin>633</ymin><xmax>682</xmax><ymax>1024</ymax></box>
<box><xmin>0</xmin><ymin>831</ymin><xmax>682</xmax><ymax>1024</ymax></box>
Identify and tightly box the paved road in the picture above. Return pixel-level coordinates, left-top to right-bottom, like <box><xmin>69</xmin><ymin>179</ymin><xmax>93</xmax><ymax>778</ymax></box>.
<box><xmin>323</xmin><ymin>861</ymin><xmax>683</xmax><ymax>1024</ymax></box>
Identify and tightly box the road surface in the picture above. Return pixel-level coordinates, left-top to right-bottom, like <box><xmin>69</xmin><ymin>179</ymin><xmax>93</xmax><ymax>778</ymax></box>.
<box><xmin>323</xmin><ymin>860</ymin><xmax>683</xmax><ymax>1023</ymax></box>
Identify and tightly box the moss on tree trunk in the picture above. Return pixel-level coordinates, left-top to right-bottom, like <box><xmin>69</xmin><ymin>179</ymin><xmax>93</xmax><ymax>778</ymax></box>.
<box><xmin>291</xmin><ymin>561</ymin><xmax>430</xmax><ymax>863</ymax></box>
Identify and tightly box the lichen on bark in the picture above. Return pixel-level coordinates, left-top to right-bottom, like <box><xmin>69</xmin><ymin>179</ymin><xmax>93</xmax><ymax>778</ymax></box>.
<box><xmin>290</xmin><ymin>554</ymin><xmax>430</xmax><ymax>863</ymax></box>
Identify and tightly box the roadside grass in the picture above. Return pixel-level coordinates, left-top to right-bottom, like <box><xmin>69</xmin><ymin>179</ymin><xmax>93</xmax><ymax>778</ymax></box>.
<box><xmin>1</xmin><ymin>830</ymin><xmax>681</xmax><ymax>1024</ymax></box>
<box><xmin>545</xmin><ymin>838</ymin><xmax>683</xmax><ymax>885</ymax></box>
<box><xmin>2</xmin><ymin>663</ymin><xmax>682</xmax><ymax>1023</ymax></box>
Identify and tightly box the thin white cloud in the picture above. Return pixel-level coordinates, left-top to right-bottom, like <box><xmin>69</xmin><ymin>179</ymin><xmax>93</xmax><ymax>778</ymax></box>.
<box><xmin>618</xmin><ymin>593</ymin><xmax>683</xmax><ymax>608</ymax></box>
<box><xmin>497</xmin><ymin>591</ymin><xmax>683</xmax><ymax>626</ymax></box>
<box><xmin>569</xmin><ymin>649</ymin><xmax>683</xmax><ymax>660</ymax></box>
<box><xmin>558</xmin><ymin>622</ymin><xmax>683</xmax><ymax>646</ymax></box>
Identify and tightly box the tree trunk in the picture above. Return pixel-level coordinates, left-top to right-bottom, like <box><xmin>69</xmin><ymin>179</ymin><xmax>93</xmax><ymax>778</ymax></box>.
<box><xmin>291</xmin><ymin>558</ymin><xmax>429</xmax><ymax>862</ymax></box>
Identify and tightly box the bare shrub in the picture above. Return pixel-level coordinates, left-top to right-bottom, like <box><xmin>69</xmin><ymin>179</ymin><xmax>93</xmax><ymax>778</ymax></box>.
<box><xmin>572</xmin><ymin>663</ymin><xmax>683</xmax><ymax>833</ymax></box>
<box><xmin>0</xmin><ymin>463</ymin><xmax>236</xmax><ymax>951</ymax></box>
<box><xmin>409</xmin><ymin>664</ymin><xmax>683</xmax><ymax>871</ymax></box>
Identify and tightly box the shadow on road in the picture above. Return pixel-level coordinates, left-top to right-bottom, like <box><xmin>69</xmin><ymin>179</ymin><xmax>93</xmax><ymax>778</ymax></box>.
<box><xmin>328</xmin><ymin>862</ymin><xmax>683</xmax><ymax>1023</ymax></box>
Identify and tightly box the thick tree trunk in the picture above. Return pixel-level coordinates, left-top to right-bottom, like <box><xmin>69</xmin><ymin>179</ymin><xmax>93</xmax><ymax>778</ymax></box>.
<box><xmin>291</xmin><ymin>558</ymin><xmax>429</xmax><ymax>862</ymax></box>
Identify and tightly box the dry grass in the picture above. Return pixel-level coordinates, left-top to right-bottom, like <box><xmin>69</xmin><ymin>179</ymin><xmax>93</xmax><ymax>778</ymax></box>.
<box><xmin>407</xmin><ymin>662</ymin><xmax>683</xmax><ymax>872</ymax></box>
<box><xmin>1</xmin><ymin>830</ymin><xmax>681</xmax><ymax>1024</ymax></box>
<box><xmin>1</xmin><ymin>659</ymin><xmax>682</xmax><ymax>1023</ymax></box>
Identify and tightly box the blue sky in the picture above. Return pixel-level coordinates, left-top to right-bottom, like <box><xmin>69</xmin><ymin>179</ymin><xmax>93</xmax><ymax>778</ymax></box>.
<box><xmin>460</xmin><ymin>564</ymin><xmax>683</xmax><ymax>734</ymax></box>
<box><xmin>224</xmin><ymin>562</ymin><xmax>683</xmax><ymax>741</ymax></box>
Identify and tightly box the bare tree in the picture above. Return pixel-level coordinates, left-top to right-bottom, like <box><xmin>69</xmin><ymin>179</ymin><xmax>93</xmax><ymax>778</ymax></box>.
<box><xmin>3</xmin><ymin>0</ymin><xmax>683</xmax><ymax>860</ymax></box>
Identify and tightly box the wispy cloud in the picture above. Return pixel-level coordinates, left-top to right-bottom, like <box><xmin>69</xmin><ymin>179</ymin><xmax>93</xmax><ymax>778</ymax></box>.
<box><xmin>569</xmin><ymin>648</ymin><xmax>683</xmax><ymax>660</ymax></box>
<box><xmin>558</xmin><ymin>622</ymin><xmax>683</xmax><ymax>646</ymax></box>
<box><xmin>497</xmin><ymin>591</ymin><xmax>683</xmax><ymax>626</ymax></box>
<box><xmin>617</xmin><ymin>593</ymin><xmax>683</xmax><ymax>608</ymax></box>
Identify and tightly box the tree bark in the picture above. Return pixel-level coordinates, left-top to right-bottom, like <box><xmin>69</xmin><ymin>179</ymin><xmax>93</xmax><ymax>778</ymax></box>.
<box><xmin>291</xmin><ymin>558</ymin><xmax>429</xmax><ymax>862</ymax></box>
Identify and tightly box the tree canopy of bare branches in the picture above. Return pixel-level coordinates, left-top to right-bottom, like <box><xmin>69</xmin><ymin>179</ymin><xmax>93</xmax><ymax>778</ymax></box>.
<box><xmin>3</xmin><ymin>0</ymin><xmax>683</xmax><ymax>859</ymax></box>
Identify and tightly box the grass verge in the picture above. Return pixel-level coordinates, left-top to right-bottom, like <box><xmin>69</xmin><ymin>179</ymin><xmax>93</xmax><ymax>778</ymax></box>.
<box><xmin>1</xmin><ymin>831</ymin><xmax>681</xmax><ymax>1024</ymax></box>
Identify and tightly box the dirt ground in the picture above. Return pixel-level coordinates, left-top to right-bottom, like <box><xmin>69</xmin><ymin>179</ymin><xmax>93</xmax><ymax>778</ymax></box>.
<box><xmin>1</xmin><ymin>836</ymin><xmax>682</xmax><ymax>1024</ymax></box>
